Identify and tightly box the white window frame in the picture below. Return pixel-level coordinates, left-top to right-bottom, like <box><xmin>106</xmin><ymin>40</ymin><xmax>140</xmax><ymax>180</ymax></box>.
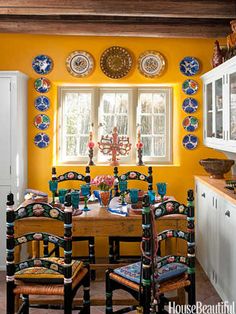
<box><xmin>58</xmin><ymin>85</ymin><xmax>172</xmax><ymax>165</ymax></box>
<box><xmin>137</xmin><ymin>87</ymin><xmax>172</xmax><ymax>164</ymax></box>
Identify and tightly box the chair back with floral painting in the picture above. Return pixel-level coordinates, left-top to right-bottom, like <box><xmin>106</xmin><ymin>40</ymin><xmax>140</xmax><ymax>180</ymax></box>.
<box><xmin>6</xmin><ymin>193</ymin><xmax>90</xmax><ymax>314</ymax></box>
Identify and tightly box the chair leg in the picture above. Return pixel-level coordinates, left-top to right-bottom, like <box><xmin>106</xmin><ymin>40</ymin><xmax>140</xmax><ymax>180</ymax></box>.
<box><xmin>105</xmin><ymin>269</ymin><xmax>113</xmax><ymax>314</ymax></box>
<box><xmin>109</xmin><ymin>237</ymin><xmax>115</xmax><ymax>264</ymax></box>
<box><xmin>7</xmin><ymin>281</ymin><xmax>15</xmax><ymax>314</ymax></box>
<box><xmin>89</xmin><ymin>238</ymin><xmax>96</xmax><ymax>281</ymax></box>
<box><xmin>22</xmin><ymin>295</ymin><xmax>29</xmax><ymax>314</ymax></box>
<box><xmin>188</xmin><ymin>274</ymin><xmax>196</xmax><ymax>306</ymax></box>
<box><xmin>82</xmin><ymin>266</ymin><xmax>90</xmax><ymax>314</ymax></box>
<box><xmin>64</xmin><ymin>283</ymin><xmax>72</xmax><ymax>314</ymax></box>
<box><xmin>114</xmin><ymin>239</ymin><xmax>120</xmax><ymax>262</ymax></box>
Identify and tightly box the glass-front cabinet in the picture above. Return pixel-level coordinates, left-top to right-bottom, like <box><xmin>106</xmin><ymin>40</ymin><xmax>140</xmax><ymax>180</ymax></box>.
<box><xmin>202</xmin><ymin>56</ymin><xmax>236</xmax><ymax>152</ymax></box>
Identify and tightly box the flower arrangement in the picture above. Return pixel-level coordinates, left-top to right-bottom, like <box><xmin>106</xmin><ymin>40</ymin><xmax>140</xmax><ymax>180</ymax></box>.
<box><xmin>91</xmin><ymin>175</ymin><xmax>115</xmax><ymax>191</ymax></box>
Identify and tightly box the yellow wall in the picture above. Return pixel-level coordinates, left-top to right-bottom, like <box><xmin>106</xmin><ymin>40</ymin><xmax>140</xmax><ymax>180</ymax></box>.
<box><xmin>0</xmin><ymin>33</ymin><xmax>228</xmax><ymax>256</ymax></box>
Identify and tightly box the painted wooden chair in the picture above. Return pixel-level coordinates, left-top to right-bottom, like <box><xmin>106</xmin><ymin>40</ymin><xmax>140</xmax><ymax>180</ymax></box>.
<box><xmin>105</xmin><ymin>190</ymin><xmax>195</xmax><ymax>314</ymax></box>
<box><xmin>109</xmin><ymin>166</ymin><xmax>153</xmax><ymax>264</ymax></box>
<box><xmin>6</xmin><ymin>193</ymin><xmax>90</xmax><ymax>314</ymax></box>
<box><xmin>50</xmin><ymin>166</ymin><xmax>96</xmax><ymax>280</ymax></box>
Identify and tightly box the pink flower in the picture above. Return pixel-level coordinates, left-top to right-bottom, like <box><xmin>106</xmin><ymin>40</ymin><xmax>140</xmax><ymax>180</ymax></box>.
<box><xmin>129</xmin><ymin>172</ymin><xmax>137</xmax><ymax>179</ymax></box>
<box><xmin>91</xmin><ymin>175</ymin><xmax>115</xmax><ymax>191</ymax></box>
<box><xmin>33</xmin><ymin>204</ymin><xmax>44</xmax><ymax>216</ymax></box>
<box><xmin>68</xmin><ymin>172</ymin><xmax>74</xmax><ymax>179</ymax></box>
<box><xmin>166</xmin><ymin>202</ymin><xmax>174</xmax><ymax>213</ymax></box>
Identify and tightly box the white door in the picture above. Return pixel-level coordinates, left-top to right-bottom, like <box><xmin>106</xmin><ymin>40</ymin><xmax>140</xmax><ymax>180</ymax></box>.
<box><xmin>0</xmin><ymin>185</ymin><xmax>11</xmax><ymax>269</ymax></box>
<box><xmin>0</xmin><ymin>77</ymin><xmax>11</xmax><ymax>185</ymax></box>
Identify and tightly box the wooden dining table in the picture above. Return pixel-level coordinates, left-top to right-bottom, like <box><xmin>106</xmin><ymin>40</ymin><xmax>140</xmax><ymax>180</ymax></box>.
<box><xmin>14</xmin><ymin>200</ymin><xmax>186</xmax><ymax>306</ymax></box>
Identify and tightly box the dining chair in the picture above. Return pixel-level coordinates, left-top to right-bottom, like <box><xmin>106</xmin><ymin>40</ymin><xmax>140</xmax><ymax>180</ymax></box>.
<box><xmin>50</xmin><ymin>166</ymin><xmax>96</xmax><ymax>280</ymax></box>
<box><xmin>105</xmin><ymin>190</ymin><xmax>195</xmax><ymax>314</ymax></box>
<box><xmin>6</xmin><ymin>193</ymin><xmax>90</xmax><ymax>314</ymax></box>
<box><xmin>109</xmin><ymin>166</ymin><xmax>153</xmax><ymax>264</ymax></box>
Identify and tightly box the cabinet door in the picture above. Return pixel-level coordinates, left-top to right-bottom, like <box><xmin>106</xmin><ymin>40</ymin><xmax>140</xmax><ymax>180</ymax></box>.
<box><xmin>0</xmin><ymin>78</ymin><xmax>11</xmax><ymax>185</ymax></box>
<box><xmin>227</xmin><ymin>69</ymin><xmax>236</xmax><ymax>149</ymax></box>
<box><xmin>218</xmin><ymin>200</ymin><xmax>236</xmax><ymax>302</ymax></box>
<box><xmin>196</xmin><ymin>182</ymin><xmax>210</xmax><ymax>275</ymax></box>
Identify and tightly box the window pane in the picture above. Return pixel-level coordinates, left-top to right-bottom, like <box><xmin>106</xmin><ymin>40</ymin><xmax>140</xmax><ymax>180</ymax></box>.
<box><xmin>153</xmin><ymin>93</ymin><xmax>166</xmax><ymax>113</ymax></box>
<box><xmin>78</xmin><ymin>112</ymin><xmax>90</xmax><ymax>134</ymax></box>
<box><xmin>102</xmin><ymin>93</ymin><xmax>116</xmax><ymax>113</ymax></box>
<box><xmin>103</xmin><ymin>115</ymin><xmax>115</xmax><ymax>134</ymax></box>
<box><xmin>140</xmin><ymin>93</ymin><xmax>152</xmax><ymax>113</ymax></box>
<box><xmin>153</xmin><ymin>116</ymin><xmax>165</xmax><ymax>134</ymax></box>
<box><xmin>79</xmin><ymin>136</ymin><xmax>89</xmax><ymax>156</ymax></box>
<box><xmin>115</xmin><ymin>93</ymin><xmax>128</xmax><ymax>113</ymax></box>
<box><xmin>116</xmin><ymin>115</ymin><xmax>128</xmax><ymax>134</ymax></box>
<box><xmin>153</xmin><ymin>136</ymin><xmax>165</xmax><ymax>156</ymax></box>
<box><xmin>142</xmin><ymin>137</ymin><xmax>152</xmax><ymax>156</ymax></box>
<box><xmin>141</xmin><ymin>116</ymin><xmax>152</xmax><ymax>134</ymax></box>
<box><xmin>66</xmin><ymin>116</ymin><xmax>77</xmax><ymax>134</ymax></box>
<box><xmin>66</xmin><ymin>136</ymin><xmax>77</xmax><ymax>156</ymax></box>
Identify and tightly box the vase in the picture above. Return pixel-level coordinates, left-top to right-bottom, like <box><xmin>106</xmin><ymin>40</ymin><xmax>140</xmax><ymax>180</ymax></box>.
<box><xmin>100</xmin><ymin>191</ymin><xmax>110</xmax><ymax>207</ymax></box>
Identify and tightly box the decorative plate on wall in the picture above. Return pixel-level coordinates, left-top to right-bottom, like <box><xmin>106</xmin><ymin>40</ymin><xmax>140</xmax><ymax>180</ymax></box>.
<box><xmin>182</xmin><ymin>134</ymin><xmax>198</xmax><ymax>150</ymax></box>
<box><xmin>100</xmin><ymin>46</ymin><xmax>132</xmax><ymax>79</ymax></box>
<box><xmin>138</xmin><ymin>51</ymin><xmax>165</xmax><ymax>78</ymax></box>
<box><xmin>182</xmin><ymin>79</ymin><xmax>198</xmax><ymax>95</ymax></box>
<box><xmin>34</xmin><ymin>77</ymin><xmax>51</xmax><ymax>93</ymax></box>
<box><xmin>182</xmin><ymin>98</ymin><xmax>198</xmax><ymax>113</ymax></box>
<box><xmin>34</xmin><ymin>114</ymin><xmax>50</xmax><ymax>130</ymax></box>
<box><xmin>66</xmin><ymin>51</ymin><xmax>94</xmax><ymax>77</ymax></box>
<box><xmin>182</xmin><ymin>116</ymin><xmax>199</xmax><ymax>132</ymax></box>
<box><xmin>34</xmin><ymin>96</ymin><xmax>50</xmax><ymax>111</ymax></box>
<box><xmin>34</xmin><ymin>133</ymin><xmax>50</xmax><ymax>148</ymax></box>
<box><xmin>179</xmin><ymin>56</ymin><xmax>200</xmax><ymax>76</ymax></box>
<box><xmin>32</xmin><ymin>55</ymin><xmax>53</xmax><ymax>75</ymax></box>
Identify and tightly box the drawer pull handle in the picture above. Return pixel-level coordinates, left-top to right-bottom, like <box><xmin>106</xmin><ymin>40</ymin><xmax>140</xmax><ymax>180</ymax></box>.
<box><xmin>201</xmin><ymin>193</ymin><xmax>206</xmax><ymax>198</ymax></box>
<box><xmin>225</xmin><ymin>210</ymin><xmax>230</xmax><ymax>217</ymax></box>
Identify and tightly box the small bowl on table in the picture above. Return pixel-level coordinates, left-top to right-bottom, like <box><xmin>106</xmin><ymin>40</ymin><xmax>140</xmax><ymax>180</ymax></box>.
<box><xmin>199</xmin><ymin>158</ymin><xmax>235</xmax><ymax>179</ymax></box>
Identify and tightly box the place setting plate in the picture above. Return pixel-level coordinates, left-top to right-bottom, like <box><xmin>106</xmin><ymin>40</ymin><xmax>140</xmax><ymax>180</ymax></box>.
<box><xmin>138</xmin><ymin>50</ymin><xmax>165</xmax><ymax>78</ymax></box>
<box><xmin>66</xmin><ymin>51</ymin><xmax>94</xmax><ymax>77</ymax></box>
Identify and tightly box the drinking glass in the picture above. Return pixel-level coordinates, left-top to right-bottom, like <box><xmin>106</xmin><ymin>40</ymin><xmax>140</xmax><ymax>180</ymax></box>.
<box><xmin>71</xmin><ymin>190</ymin><xmax>80</xmax><ymax>209</ymax></box>
<box><xmin>148</xmin><ymin>190</ymin><xmax>156</xmax><ymax>204</ymax></box>
<box><xmin>81</xmin><ymin>184</ymin><xmax>90</xmax><ymax>211</ymax></box>
<box><xmin>58</xmin><ymin>189</ymin><xmax>67</xmax><ymax>204</ymax></box>
<box><xmin>119</xmin><ymin>180</ymin><xmax>127</xmax><ymax>206</ymax></box>
<box><xmin>49</xmin><ymin>180</ymin><xmax>58</xmax><ymax>204</ymax></box>
<box><xmin>129</xmin><ymin>188</ymin><xmax>139</xmax><ymax>204</ymax></box>
<box><xmin>156</xmin><ymin>182</ymin><xmax>167</xmax><ymax>202</ymax></box>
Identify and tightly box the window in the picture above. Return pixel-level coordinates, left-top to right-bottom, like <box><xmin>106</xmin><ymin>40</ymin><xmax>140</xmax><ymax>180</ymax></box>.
<box><xmin>58</xmin><ymin>86</ymin><xmax>172</xmax><ymax>164</ymax></box>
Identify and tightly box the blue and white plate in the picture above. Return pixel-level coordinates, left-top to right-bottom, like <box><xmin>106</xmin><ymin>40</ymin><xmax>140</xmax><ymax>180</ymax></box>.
<box><xmin>179</xmin><ymin>57</ymin><xmax>200</xmax><ymax>76</ymax></box>
<box><xmin>34</xmin><ymin>96</ymin><xmax>50</xmax><ymax>111</ymax></box>
<box><xmin>34</xmin><ymin>114</ymin><xmax>50</xmax><ymax>130</ymax></box>
<box><xmin>182</xmin><ymin>134</ymin><xmax>198</xmax><ymax>150</ymax></box>
<box><xmin>34</xmin><ymin>133</ymin><xmax>50</xmax><ymax>148</ymax></box>
<box><xmin>182</xmin><ymin>98</ymin><xmax>198</xmax><ymax>113</ymax></box>
<box><xmin>34</xmin><ymin>77</ymin><xmax>51</xmax><ymax>93</ymax></box>
<box><xmin>32</xmin><ymin>55</ymin><xmax>53</xmax><ymax>75</ymax></box>
<box><xmin>182</xmin><ymin>79</ymin><xmax>198</xmax><ymax>95</ymax></box>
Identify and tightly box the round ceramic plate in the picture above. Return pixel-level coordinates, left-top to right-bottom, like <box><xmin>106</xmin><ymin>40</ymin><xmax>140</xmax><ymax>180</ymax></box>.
<box><xmin>66</xmin><ymin>51</ymin><xmax>94</xmax><ymax>77</ymax></box>
<box><xmin>34</xmin><ymin>114</ymin><xmax>50</xmax><ymax>130</ymax></box>
<box><xmin>182</xmin><ymin>134</ymin><xmax>198</xmax><ymax>150</ymax></box>
<box><xmin>34</xmin><ymin>96</ymin><xmax>50</xmax><ymax>111</ymax></box>
<box><xmin>182</xmin><ymin>79</ymin><xmax>198</xmax><ymax>95</ymax></box>
<box><xmin>182</xmin><ymin>116</ymin><xmax>199</xmax><ymax>132</ymax></box>
<box><xmin>179</xmin><ymin>56</ymin><xmax>200</xmax><ymax>76</ymax></box>
<box><xmin>182</xmin><ymin>98</ymin><xmax>198</xmax><ymax>113</ymax></box>
<box><xmin>100</xmin><ymin>46</ymin><xmax>132</xmax><ymax>79</ymax></box>
<box><xmin>32</xmin><ymin>55</ymin><xmax>53</xmax><ymax>75</ymax></box>
<box><xmin>34</xmin><ymin>77</ymin><xmax>51</xmax><ymax>93</ymax></box>
<box><xmin>138</xmin><ymin>51</ymin><xmax>165</xmax><ymax>78</ymax></box>
<box><xmin>34</xmin><ymin>133</ymin><xmax>50</xmax><ymax>148</ymax></box>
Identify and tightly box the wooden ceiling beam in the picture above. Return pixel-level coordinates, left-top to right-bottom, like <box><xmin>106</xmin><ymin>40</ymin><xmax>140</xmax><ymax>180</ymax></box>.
<box><xmin>0</xmin><ymin>17</ymin><xmax>231</xmax><ymax>38</ymax></box>
<box><xmin>0</xmin><ymin>0</ymin><xmax>234</xmax><ymax>19</ymax></box>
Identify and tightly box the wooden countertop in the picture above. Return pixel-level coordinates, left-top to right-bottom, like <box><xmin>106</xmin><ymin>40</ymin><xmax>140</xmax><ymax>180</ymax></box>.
<box><xmin>195</xmin><ymin>175</ymin><xmax>236</xmax><ymax>206</ymax></box>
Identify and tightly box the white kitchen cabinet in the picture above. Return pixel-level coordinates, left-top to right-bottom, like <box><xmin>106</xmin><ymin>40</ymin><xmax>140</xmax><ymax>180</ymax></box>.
<box><xmin>201</xmin><ymin>55</ymin><xmax>236</xmax><ymax>152</ymax></box>
<box><xmin>195</xmin><ymin>177</ymin><xmax>236</xmax><ymax>302</ymax></box>
<box><xmin>0</xmin><ymin>71</ymin><xmax>28</xmax><ymax>269</ymax></box>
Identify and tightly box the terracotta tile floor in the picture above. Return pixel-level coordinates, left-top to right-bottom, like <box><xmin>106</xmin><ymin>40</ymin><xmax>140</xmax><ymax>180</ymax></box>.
<box><xmin>0</xmin><ymin>261</ymin><xmax>221</xmax><ymax>313</ymax></box>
